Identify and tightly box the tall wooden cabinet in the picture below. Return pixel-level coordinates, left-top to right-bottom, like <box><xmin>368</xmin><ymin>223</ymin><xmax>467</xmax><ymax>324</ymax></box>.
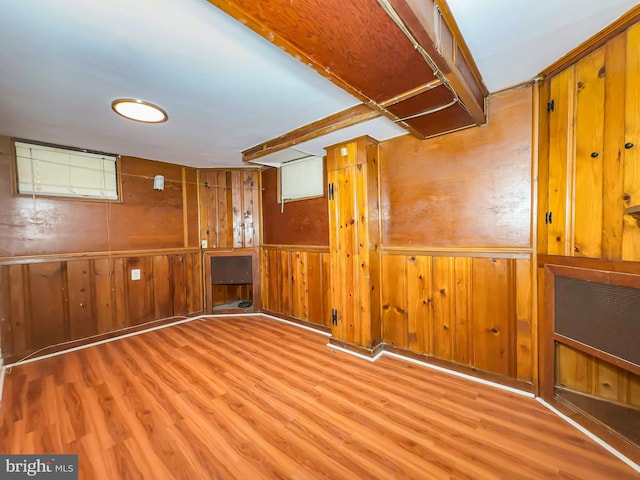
<box><xmin>326</xmin><ymin>137</ymin><xmax>383</xmax><ymax>355</ymax></box>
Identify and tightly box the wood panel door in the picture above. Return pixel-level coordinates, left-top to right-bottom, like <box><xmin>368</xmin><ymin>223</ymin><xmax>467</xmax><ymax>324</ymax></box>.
<box><xmin>328</xmin><ymin>165</ymin><xmax>357</xmax><ymax>342</ymax></box>
<box><xmin>327</xmin><ymin>137</ymin><xmax>381</xmax><ymax>351</ymax></box>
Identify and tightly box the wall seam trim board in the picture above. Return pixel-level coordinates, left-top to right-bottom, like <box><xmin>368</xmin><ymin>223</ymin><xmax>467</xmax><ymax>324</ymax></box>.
<box><xmin>536</xmin><ymin>398</ymin><xmax>640</xmax><ymax>474</ymax></box>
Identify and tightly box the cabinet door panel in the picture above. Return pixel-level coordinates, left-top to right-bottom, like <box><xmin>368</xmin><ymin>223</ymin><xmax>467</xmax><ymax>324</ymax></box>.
<box><xmin>574</xmin><ymin>47</ymin><xmax>605</xmax><ymax>258</ymax></box>
<box><xmin>602</xmin><ymin>33</ymin><xmax>627</xmax><ymax>261</ymax></box>
<box><xmin>547</xmin><ymin>67</ymin><xmax>575</xmax><ymax>256</ymax></box>
<box><xmin>623</xmin><ymin>23</ymin><xmax>640</xmax><ymax>261</ymax></box>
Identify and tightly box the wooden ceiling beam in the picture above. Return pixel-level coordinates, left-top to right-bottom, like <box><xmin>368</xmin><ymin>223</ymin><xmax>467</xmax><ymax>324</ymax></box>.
<box><xmin>379</xmin><ymin>79</ymin><xmax>442</xmax><ymax>108</ymax></box>
<box><xmin>208</xmin><ymin>0</ymin><xmax>486</xmax><ymax>145</ymax></box>
<box><xmin>207</xmin><ymin>0</ymin><xmax>428</xmax><ymax>141</ymax></box>
<box><xmin>380</xmin><ymin>0</ymin><xmax>487</xmax><ymax>125</ymax></box>
<box><xmin>242</xmin><ymin>104</ymin><xmax>381</xmax><ymax>163</ymax></box>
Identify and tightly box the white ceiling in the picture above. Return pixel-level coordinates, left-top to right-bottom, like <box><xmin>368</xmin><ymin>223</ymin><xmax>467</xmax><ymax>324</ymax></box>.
<box><xmin>447</xmin><ymin>0</ymin><xmax>639</xmax><ymax>92</ymax></box>
<box><xmin>0</xmin><ymin>0</ymin><xmax>637</xmax><ymax>168</ymax></box>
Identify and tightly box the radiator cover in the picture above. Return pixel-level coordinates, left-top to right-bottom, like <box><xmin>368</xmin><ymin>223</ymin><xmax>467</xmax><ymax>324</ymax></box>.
<box><xmin>554</xmin><ymin>276</ymin><xmax>640</xmax><ymax>367</ymax></box>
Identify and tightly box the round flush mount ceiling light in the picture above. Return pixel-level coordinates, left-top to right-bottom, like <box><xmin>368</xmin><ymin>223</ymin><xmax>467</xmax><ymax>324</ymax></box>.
<box><xmin>111</xmin><ymin>98</ymin><xmax>168</xmax><ymax>123</ymax></box>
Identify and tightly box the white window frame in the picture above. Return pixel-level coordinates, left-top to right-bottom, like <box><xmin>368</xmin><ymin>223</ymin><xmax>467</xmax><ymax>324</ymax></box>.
<box><xmin>14</xmin><ymin>140</ymin><xmax>120</xmax><ymax>201</ymax></box>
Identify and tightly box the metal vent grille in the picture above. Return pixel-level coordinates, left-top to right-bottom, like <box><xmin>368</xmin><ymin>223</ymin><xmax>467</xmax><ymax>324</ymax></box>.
<box><xmin>554</xmin><ymin>276</ymin><xmax>640</xmax><ymax>367</ymax></box>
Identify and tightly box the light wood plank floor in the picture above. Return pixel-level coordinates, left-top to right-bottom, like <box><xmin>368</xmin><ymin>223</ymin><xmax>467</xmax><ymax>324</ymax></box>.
<box><xmin>0</xmin><ymin>315</ymin><xmax>637</xmax><ymax>479</ymax></box>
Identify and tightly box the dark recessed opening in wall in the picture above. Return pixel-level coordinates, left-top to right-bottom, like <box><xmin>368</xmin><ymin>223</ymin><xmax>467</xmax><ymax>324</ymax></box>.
<box><xmin>211</xmin><ymin>255</ymin><xmax>253</xmax><ymax>311</ymax></box>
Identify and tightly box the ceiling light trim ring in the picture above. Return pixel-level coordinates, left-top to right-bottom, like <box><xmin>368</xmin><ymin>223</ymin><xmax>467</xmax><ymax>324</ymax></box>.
<box><xmin>111</xmin><ymin>98</ymin><xmax>168</xmax><ymax>124</ymax></box>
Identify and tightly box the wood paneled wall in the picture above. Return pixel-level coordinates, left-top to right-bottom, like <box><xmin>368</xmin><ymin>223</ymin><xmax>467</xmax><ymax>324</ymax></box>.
<box><xmin>539</xmin><ymin>22</ymin><xmax>640</xmax><ymax>262</ymax></box>
<box><xmin>379</xmin><ymin>89</ymin><xmax>533</xmax><ymax>248</ymax></box>
<box><xmin>261</xmin><ymin>167</ymin><xmax>329</xmax><ymax>246</ymax></box>
<box><xmin>199</xmin><ymin>169</ymin><xmax>260</xmax><ymax>249</ymax></box>
<box><xmin>557</xmin><ymin>343</ymin><xmax>640</xmax><ymax>408</ymax></box>
<box><xmin>376</xmin><ymin>88</ymin><xmax>535</xmax><ymax>384</ymax></box>
<box><xmin>381</xmin><ymin>253</ymin><xmax>534</xmax><ymax>382</ymax></box>
<box><xmin>0</xmin><ymin>136</ymin><xmax>199</xmax><ymax>256</ymax></box>
<box><xmin>0</xmin><ymin>250</ymin><xmax>202</xmax><ymax>363</ymax></box>
<box><xmin>537</xmin><ymin>16</ymin><xmax>640</xmax><ymax>427</ymax></box>
<box><xmin>198</xmin><ymin>169</ymin><xmax>261</xmax><ymax>310</ymax></box>
<box><xmin>261</xmin><ymin>246</ymin><xmax>331</xmax><ymax>328</ymax></box>
<box><xmin>0</xmin><ymin>135</ymin><xmax>205</xmax><ymax>361</ymax></box>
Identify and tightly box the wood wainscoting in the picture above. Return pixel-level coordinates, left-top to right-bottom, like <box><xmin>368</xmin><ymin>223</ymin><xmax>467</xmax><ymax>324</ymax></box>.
<box><xmin>0</xmin><ymin>249</ymin><xmax>202</xmax><ymax>363</ymax></box>
<box><xmin>380</xmin><ymin>248</ymin><xmax>536</xmax><ymax>388</ymax></box>
<box><xmin>261</xmin><ymin>245</ymin><xmax>331</xmax><ymax>330</ymax></box>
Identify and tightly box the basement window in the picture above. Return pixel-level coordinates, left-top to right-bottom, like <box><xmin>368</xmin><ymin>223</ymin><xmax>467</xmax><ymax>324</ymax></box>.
<box><xmin>14</xmin><ymin>140</ymin><xmax>119</xmax><ymax>200</ymax></box>
<box><xmin>278</xmin><ymin>155</ymin><xmax>324</xmax><ymax>203</ymax></box>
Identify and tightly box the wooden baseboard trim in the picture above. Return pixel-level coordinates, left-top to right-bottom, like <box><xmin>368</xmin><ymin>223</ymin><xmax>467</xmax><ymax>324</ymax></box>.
<box><xmin>383</xmin><ymin>345</ymin><xmax>535</xmax><ymax>396</ymax></box>
<box><xmin>327</xmin><ymin>337</ymin><xmax>385</xmax><ymax>360</ymax></box>
<box><xmin>3</xmin><ymin>311</ymin><xmax>205</xmax><ymax>366</ymax></box>
<box><xmin>260</xmin><ymin>310</ymin><xmax>332</xmax><ymax>334</ymax></box>
<box><xmin>539</xmin><ymin>396</ymin><xmax>640</xmax><ymax>472</ymax></box>
<box><xmin>323</xmin><ymin>339</ymin><xmax>534</xmax><ymax>396</ymax></box>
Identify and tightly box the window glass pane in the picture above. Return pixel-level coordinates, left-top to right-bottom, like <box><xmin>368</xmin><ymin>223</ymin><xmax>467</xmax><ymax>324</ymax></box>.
<box><xmin>281</xmin><ymin>156</ymin><xmax>323</xmax><ymax>201</ymax></box>
<box><xmin>15</xmin><ymin>141</ymin><xmax>118</xmax><ymax>200</ymax></box>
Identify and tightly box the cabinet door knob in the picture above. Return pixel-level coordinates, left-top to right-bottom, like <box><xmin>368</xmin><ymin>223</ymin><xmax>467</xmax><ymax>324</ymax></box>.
<box><xmin>625</xmin><ymin>142</ymin><xmax>634</xmax><ymax>149</ymax></box>
<box><xmin>590</xmin><ymin>152</ymin><xmax>599</xmax><ymax>158</ymax></box>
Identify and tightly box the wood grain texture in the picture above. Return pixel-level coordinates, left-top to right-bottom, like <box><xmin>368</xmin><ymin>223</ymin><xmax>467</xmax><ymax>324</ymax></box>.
<box><xmin>383</xmin><ymin>0</ymin><xmax>486</xmax><ymax>123</ymax></box>
<box><xmin>546</xmin><ymin>66</ymin><xmax>575</xmax><ymax>256</ymax></box>
<box><xmin>380</xmin><ymin>252</ymin><xmax>534</xmax><ymax>382</ymax></box>
<box><xmin>603</xmin><ymin>32</ymin><xmax>627</xmax><ymax>261</ymax></box>
<box><xmin>261</xmin><ymin>167</ymin><xmax>329</xmax><ymax>246</ymax></box>
<box><xmin>623</xmin><ymin>23</ymin><xmax>640</xmax><ymax>261</ymax></box>
<box><xmin>259</xmin><ymin>248</ymin><xmax>334</xmax><ymax>332</ymax></box>
<box><xmin>0</xmin><ymin>315</ymin><xmax>636</xmax><ymax>479</ymax></box>
<box><xmin>0</xmin><ymin>136</ymin><xmax>199</xmax><ymax>257</ymax></box>
<box><xmin>379</xmin><ymin>88</ymin><xmax>533</xmax><ymax>248</ymax></box>
<box><xmin>542</xmin><ymin>23</ymin><xmax>640</xmax><ymax>262</ymax></box>
<box><xmin>207</xmin><ymin>0</ymin><xmax>434</xmax><ymax>103</ymax></box>
<box><xmin>0</xmin><ymin>250</ymin><xmax>202</xmax><ymax>362</ymax></box>
<box><xmin>243</xmin><ymin>104</ymin><xmax>381</xmax><ymax>162</ymax></box>
<box><xmin>557</xmin><ymin>343</ymin><xmax>640</xmax><ymax>409</ymax></box>
<box><xmin>327</xmin><ymin>138</ymin><xmax>382</xmax><ymax>350</ymax></box>
<box><xmin>199</xmin><ymin>169</ymin><xmax>261</xmax><ymax>249</ymax></box>
<box><xmin>537</xmin><ymin>78</ymin><xmax>552</xmax><ymax>256</ymax></box>
<box><xmin>573</xmin><ymin>47</ymin><xmax>605</xmax><ymax>258</ymax></box>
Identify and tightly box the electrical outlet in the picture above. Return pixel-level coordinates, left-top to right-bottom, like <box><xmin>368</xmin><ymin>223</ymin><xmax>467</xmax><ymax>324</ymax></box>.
<box><xmin>201</xmin><ymin>239</ymin><xmax>208</xmax><ymax>249</ymax></box>
<box><xmin>131</xmin><ymin>269</ymin><xmax>141</xmax><ymax>281</ymax></box>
